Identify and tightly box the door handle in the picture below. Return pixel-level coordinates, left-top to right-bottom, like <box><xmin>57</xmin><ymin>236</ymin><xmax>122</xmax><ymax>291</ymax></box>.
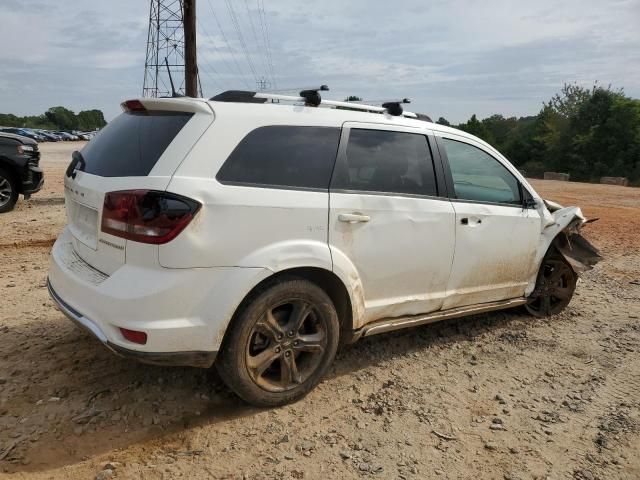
<box><xmin>338</xmin><ymin>213</ymin><xmax>370</xmax><ymax>223</ymax></box>
<box><xmin>460</xmin><ymin>217</ymin><xmax>482</xmax><ymax>225</ymax></box>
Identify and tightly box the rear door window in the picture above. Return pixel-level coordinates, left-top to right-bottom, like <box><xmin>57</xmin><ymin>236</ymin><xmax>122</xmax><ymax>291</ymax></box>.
<box><xmin>442</xmin><ymin>138</ymin><xmax>521</xmax><ymax>204</ymax></box>
<box><xmin>331</xmin><ymin>129</ymin><xmax>438</xmax><ymax>196</ymax></box>
<box><xmin>216</xmin><ymin>126</ymin><xmax>341</xmax><ymax>190</ymax></box>
<box><xmin>80</xmin><ymin>111</ymin><xmax>193</xmax><ymax>177</ymax></box>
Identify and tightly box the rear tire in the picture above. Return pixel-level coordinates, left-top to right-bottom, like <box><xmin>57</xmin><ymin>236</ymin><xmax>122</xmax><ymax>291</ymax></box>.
<box><xmin>216</xmin><ymin>278</ymin><xmax>339</xmax><ymax>407</ymax></box>
<box><xmin>526</xmin><ymin>253</ymin><xmax>577</xmax><ymax>317</ymax></box>
<box><xmin>0</xmin><ymin>167</ymin><xmax>18</xmax><ymax>213</ymax></box>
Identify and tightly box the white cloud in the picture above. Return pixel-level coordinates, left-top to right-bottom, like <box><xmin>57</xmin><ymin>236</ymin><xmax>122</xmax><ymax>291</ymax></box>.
<box><xmin>0</xmin><ymin>0</ymin><xmax>638</xmax><ymax>122</ymax></box>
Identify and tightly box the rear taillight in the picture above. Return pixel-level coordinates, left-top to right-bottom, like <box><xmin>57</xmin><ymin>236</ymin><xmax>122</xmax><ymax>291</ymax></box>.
<box><xmin>101</xmin><ymin>190</ymin><xmax>200</xmax><ymax>244</ymax></box>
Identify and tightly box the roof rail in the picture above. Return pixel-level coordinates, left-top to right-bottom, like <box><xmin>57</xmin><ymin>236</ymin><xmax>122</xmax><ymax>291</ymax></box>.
<box><xmin>210</xmin><ymin>88</ymin><xmax>420</xmax><ymax>119</ymax></box>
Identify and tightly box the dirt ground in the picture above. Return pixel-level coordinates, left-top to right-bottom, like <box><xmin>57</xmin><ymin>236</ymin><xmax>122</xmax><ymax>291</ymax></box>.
<box><xmin>1</xmin><ymin>142</ymin><xmax>639</xmax><ymax>480</ymax></box>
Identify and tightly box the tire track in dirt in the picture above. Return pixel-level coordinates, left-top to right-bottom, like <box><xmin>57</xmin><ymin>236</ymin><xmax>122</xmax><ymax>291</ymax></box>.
<box><xmin>0</xmin><ymin>239</ymin><xmax>56</xmax><ymax>250</ymax></box>
<box><xmin>557</xmin><ymin>316</ymin><xmax>640</xmax><ymax>479</ymax></box>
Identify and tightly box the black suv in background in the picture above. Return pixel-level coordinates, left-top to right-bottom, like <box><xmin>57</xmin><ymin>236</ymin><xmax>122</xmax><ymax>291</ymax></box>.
<box><xmin>0</xmin><ymin>132</ymin><xmax>43</xmax><ymax>212</ymax></box>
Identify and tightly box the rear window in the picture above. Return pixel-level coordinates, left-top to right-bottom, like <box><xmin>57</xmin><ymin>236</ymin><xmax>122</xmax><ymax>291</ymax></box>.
<box><xmin>80</xmin><ymin>111</ymin><xmax>192</xmax><ymax>177</ymax></box>
<box><xmin>216</xmin><ymin>126</ymin><xmax>340</xmax><ymax>190</ymax></box>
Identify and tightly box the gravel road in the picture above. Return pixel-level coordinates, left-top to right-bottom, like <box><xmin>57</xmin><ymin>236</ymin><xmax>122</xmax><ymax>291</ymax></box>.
<box><xmin>1</xmin><ymin>142</ymin><xmax>639</xmax><ymax>479</ymax></box>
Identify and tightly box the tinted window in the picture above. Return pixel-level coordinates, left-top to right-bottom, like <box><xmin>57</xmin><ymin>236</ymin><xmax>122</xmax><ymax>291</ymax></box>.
<box><xmin>216</xmin><ymin>126</ymin><xmax>340</xmax><ymax>189</ymax></box>
<box><xmin>332</xmin><ymin>129</ymin><xmax>437</xmax><ymax>196</ymax></box>
<box><xmin>442</xmin><ymin>138</ymin><xmax>521</xmax><ymax>204</ymax></box>
<box><xmin>80</xmin><ymin>111</ymin><xmax>192</xmax><ymax>177</ymax></box>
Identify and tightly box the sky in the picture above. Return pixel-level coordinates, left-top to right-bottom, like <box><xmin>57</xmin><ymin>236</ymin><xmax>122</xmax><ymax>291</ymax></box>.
<box><xmin>1</xmin><ymin>0</ymin><xmax>639</xmax><ymax>123</ymax></box>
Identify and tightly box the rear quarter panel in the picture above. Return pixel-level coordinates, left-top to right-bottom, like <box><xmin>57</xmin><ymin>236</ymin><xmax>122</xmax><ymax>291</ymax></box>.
<box><xmin>161</xmin><ymin>103</ymin><xmax>338</xmax><ymax>270</ymax></box>
<box><xmin>159</xmin><ymin>178</ymin><xmax>332</xmax><ymax>270</ymax></box>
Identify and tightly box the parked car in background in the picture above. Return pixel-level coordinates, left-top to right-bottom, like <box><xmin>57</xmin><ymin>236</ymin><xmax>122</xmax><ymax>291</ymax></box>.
<box><xmin>35</xmin><ymin>129</ymin><xmax>62</xmax><ymax>142</ymax></box>
<box><xmin>71</xmin><ymin>131</ymin><xmax>92</xmax><ymax>140</ymax></box>
<box><xmin>0</xmin><ymin>132</ymin><xmax>43</xmax><ymax>212</ymax></box>
<box><xmin>48</xmin><ymin>94</ymin><xmax>601</xmax><ymax>407</ymax></box>
<box><xmin>0</xmin><ymin>128</ymin><xmax>45</xmax><ymax>142</ymax></box>
<box><xmin>55</xmin><ymin>131</ymin><xmax>77</xmax><ymax>141</ymax></box>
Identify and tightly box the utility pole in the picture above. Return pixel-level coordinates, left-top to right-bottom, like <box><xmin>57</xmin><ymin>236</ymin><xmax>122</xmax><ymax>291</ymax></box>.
<box><xmin>143</xmin><ymin>0</ymin><xmax>202</xmax><ymax>98</ymax></box>
<box><xmin>183</xmin><ymin>0</ymin><xmax>198</xmax><ymax>97</ymax></box>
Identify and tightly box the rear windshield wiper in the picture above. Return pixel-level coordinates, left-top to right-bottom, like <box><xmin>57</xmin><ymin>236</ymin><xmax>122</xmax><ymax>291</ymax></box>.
<box><xmin>66</xmin><ymin>151</ymin><xmax>86</xmax><ymax>179</ymax></box>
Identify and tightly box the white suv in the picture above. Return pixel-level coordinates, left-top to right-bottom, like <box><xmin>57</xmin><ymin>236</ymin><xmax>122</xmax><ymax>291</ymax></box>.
<box><xmin>48</xmin><ymin>91</ymin><xmax>600</xmax><ymax>406</ymax></box>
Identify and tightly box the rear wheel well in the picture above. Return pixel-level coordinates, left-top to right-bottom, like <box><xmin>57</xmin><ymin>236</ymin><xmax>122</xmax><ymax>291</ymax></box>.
<box><xmin>224</xmin><ymin>267</ymin><xmax>353</xmax><ymax>346</ymax></box>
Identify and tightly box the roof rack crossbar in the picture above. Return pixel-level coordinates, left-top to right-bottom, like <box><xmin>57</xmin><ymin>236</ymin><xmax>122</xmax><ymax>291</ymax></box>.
<box><xmin>265</xmin><ymin>85</ymin><xmax>329</xmax><ymax>93</ymax></box>
<box><xmin>252</xmin><ymin>92</ymin><xmax>417</xmax><ymax>118</ymax></box>
<box><xmin>348</xmin><ymin>98</ymin><xmax>411</xmax><ymax>105</ymax></box>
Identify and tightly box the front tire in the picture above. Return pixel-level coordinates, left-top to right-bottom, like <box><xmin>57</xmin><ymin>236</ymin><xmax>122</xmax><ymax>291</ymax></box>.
<box><xmin>216</xmin><ymin>278</ymin><xmax>340</xmax><ymax>407</ymax></box>
<box><xmin>0</xmin><ymin>168</ymin><xmax>18</xmax><ymax>213</ymax></box>
<box><xmin>526</xmin><ymin>254</ymin><xmax>577</xmax><ymax>317</ymax></box>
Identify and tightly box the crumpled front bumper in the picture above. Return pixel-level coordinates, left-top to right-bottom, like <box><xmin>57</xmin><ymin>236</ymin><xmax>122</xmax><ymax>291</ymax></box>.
<box><xmin>543</xmin><ymin>200</ymin><xmax>602</xmax><ymax>273</ymax></box>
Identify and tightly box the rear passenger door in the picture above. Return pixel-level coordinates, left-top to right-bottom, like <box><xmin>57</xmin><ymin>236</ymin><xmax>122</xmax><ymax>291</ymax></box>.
<box><xmin>329</xmin><ymin>123</ymin><xmax>456</xmax><ymax>324</ymax></box>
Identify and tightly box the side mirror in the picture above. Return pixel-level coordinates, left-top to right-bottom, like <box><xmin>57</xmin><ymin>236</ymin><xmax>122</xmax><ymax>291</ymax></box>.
<box><xmin>523</xmin><ymin>198</ymin><xmax>538</xmax><ymax>209</ymax></box>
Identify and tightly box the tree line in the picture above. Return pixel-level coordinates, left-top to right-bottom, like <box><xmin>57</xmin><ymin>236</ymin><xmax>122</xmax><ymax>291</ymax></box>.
<box><xmin>437</xmin><ymin>84</ymin><xmax>640</xmax><ymax>184</ymax></box>
<box><xmin>0</xmin><ymin>106</ymin><xmax>107</xmax><ymax>132</ymax></box>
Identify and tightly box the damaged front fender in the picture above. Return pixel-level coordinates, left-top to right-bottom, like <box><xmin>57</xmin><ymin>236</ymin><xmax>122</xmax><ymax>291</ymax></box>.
<box><xmin>525</xmin><ymin>200</ymin><xmax>603</xmax><ymax>296</ymax></box>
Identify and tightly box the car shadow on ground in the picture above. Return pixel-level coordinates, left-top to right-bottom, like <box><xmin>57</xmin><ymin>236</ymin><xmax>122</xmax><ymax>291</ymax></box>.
<box><xmin>2</xmin><ymin>307</ymin><xmax>534</xmax><ymax>472</ymax></box>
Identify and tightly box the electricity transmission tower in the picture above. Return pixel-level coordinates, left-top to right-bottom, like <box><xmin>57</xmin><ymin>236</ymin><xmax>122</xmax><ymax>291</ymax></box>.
<box><xmin>256</xmin><ymin>76</ymin><xmax>271</xmax><ymax>91</ymax></box>
<box><xmin>143</xmin><ymin>0</ymin><xmax>201</xmax><ymax>98</ymax></box>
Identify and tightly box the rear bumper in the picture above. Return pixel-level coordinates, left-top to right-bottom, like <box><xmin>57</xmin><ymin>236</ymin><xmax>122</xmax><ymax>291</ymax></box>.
<box><xmin>47</xmin><ymin>227</ymin><xmax>271</xmax><ymax>364</ymax></box>
<box><xmin>48</xmin><ymin>279</ymin><xmax>217</xmax><ymax>368</ymax></box>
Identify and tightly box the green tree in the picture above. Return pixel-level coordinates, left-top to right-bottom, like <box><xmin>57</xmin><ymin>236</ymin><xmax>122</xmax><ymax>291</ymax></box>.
<box><xmin>546</xmin><ymin>83</ymin><xmax>594</xmax><ymax>119</ymax></box>
<box><xmin>77</xmin><ymin>110</ymin><xmax>107</xmax><ymax>131</ymax></box>
<box><xmin>456</xmin><ymin>114</ymin><xmax>495</xmax><ymax>145</ymax></box>
<box><xmin>45</xmin><ymin>106</ymin><xmax>78</xmax><ymax>130</ymax></box>
<box><xmin>564</xmin><ymin>88</ymin><xmax>640</xmax><ymax>181</ymax></box>
<box><xmin>1</xmin><ymin>107</ymin><xmax>107</xmax><ymax>131</ymax></box>
<box><xmin>436</xmin><ymin>117</ymin><xmax>450</xmax><ymax>126</ymax></box>
<box><xmin>481</xmin><ymin>114</ymin><xmax>518</xmax><ymax>151</ymax></box>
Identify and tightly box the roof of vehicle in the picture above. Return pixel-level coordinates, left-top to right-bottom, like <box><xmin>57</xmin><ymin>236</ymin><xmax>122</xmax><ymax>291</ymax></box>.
<box><xmin>0</xmin><ymin>131</ymin><xmax>37</xmax><ymax>145</ymax></box>
<box><xmin>132</xmin><ymin>95</ymin><xmax>504</xmax><ymax>162</ymax></box>
<box><xmin>130</xmin><ymin>95</ymin><xmax>537</xmax><ymax>199</ymax></box>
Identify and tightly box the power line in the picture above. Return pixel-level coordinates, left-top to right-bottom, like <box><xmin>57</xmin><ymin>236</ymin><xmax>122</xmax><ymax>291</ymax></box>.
<box><xmin>204</xmin><ymin>0</ymin><xmax>252</xmax><ymax>89</ymax></box>
<box><xmin>199</xmin><ymin>60</ymin><xmax>225</xmax><ymax>93</ymax></box>
<box><xmin>197</xmin><ymin>17</ymin><xmax>242</xmax><ymax>90</ymax></box>
<box><xmin>223</xmin><ymin>0</ymin><xmax>259</xmax><ymax>83</ymax></box>
<box><xmin>243</xmin><ymin>0</ymin><xmax>270</xmax><ymax>88</ymax></box>
<box><xmin>257</xmin><ymin>0</ymin><xmax>276</xmax><ymax>89</ymax></box>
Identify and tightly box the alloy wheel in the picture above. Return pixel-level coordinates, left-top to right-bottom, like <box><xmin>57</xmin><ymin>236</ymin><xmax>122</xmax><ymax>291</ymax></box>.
<box><xmin>0</xmin><ymin>176</ymin><xmax>13</xmax><ymax>208</ymax></box>
<box><xmin>526</xmin><ymin>258</ymin><xmax>575</xmax><ymax>317</ymax></box>
<box><xmin>245</xmin><ymin>299</ymin><xmax>328</xmax><ymax>392</ymax></box>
